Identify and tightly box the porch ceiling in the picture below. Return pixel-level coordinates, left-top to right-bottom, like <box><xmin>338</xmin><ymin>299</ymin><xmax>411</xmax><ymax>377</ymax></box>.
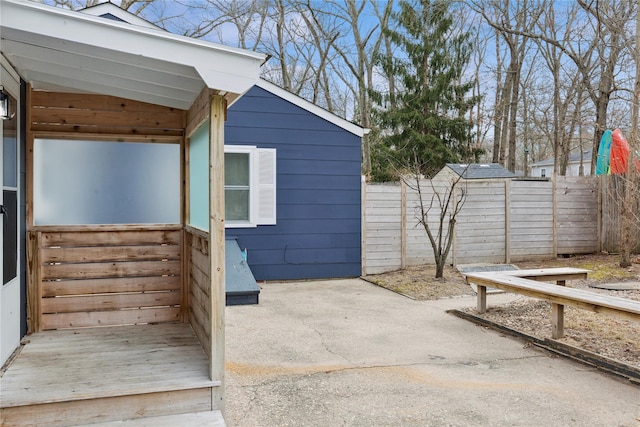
<box><xmin>0</xmin><ymin>0</ymin><xmax>265</xmax><ymax>110</ymax></box>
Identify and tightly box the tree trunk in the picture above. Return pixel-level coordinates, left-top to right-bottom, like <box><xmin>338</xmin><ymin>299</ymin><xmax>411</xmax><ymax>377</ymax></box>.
<box><xmin>435</xmin><ymin>258</ymin><xmax>446</xmax><ymax>279</ymax></box>
<box><xmin>275</xmin><ymin>0</ymin><xmax>291</xmax><ymax>91</ymax></box>
<box><xmin>592</xmin><ymin>89</ymin><xmax>610</xmax><ymax>174</ymax></box>
<box><xmin>590</xmin><ymin>24</ymin><xmax>621</xmax><ymax>173</ymax></box>
<box><xmin>498</xmin><ymin>64</ymin><xmax>514</xmax><ymax>166</ymax></box>
<box><xmin>620</xmin><ymin>6</ymin><xmax>640</xmax><ymax>268</ymax></box>
<box><xmin>501</xmin><ymin>34</ymin><xmax>523</xmax><ymax>173</ymax></box>
<box><xmin>492</xmin><ymin>30</ymin><xmax>503</xmax><ymax>163</ymax></box>
<box><xmin>507</xmin><ymin>57</ymin><xmax>521</xmax><ymax>172</ymax></box>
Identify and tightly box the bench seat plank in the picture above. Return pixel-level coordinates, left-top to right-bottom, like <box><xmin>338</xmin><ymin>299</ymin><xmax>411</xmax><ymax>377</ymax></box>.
<box><xmin>495</xmin><ymin>268</ymin><xmax>590</xmax><ymax>283</ymax></box>
<box><xmin>465</xmin><ymin>272</ymin><xmax>640</xmax><ymax>321</ymax></box>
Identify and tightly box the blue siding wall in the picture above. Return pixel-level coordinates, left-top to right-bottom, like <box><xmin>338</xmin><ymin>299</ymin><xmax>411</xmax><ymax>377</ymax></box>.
<box><xmin>225</xmin><ymin>86</ymin><xmax>362</xmax><ymax>280</ymax></box>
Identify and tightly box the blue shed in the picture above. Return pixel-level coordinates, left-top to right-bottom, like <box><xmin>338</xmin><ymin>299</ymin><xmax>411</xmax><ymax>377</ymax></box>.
<box><xmin>224</xmin><ymin>79</ymin><xmax>365</xmax><ymax>281</ymax></box>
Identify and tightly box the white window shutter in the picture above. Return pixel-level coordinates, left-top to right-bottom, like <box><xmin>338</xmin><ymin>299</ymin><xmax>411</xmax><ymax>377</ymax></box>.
<box><xmin>255</xmin><ymin>148</ymin><xmax>276</xmax><ymax>225</ymax></box>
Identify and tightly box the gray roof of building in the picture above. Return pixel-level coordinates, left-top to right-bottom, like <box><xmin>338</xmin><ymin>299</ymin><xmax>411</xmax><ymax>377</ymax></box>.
<box><xmin>445</xmin><ymin>163</ymin><xmax>516</xmax><ymax>179</ymax></box>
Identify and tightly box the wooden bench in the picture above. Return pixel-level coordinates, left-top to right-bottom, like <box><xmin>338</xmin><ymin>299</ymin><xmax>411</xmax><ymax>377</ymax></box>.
<box><xmin>472</xmin><ymin>268</ymin><xmax>589</xmax><ymax>318</ymax></box>
<box><xmin>463</xmin><ymin>268</ymin><xmax>640</xmax><ymax>339</ymax></box>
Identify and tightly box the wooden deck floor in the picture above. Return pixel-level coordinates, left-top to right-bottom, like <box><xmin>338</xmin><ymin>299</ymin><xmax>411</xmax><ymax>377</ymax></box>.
<box><xmin>1</xmin><ymin>323</ymin><xmax>217</xmax><ymax>426</ymax></box>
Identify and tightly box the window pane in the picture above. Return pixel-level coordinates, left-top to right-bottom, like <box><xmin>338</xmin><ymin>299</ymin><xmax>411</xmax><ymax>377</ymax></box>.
<box><xmin>225</xmin><ymin>153</ymin><xmax>249</xmax><ymax>186</ymax></box>
<box><xmin>34</xmin><ymin>139</ymin><xmax>180</xmax><ymax>225</ymax></box>
<box><xmin>225</xmin><ymin>189</ymin><xmax>250</xmax><ymax>221</ymax></box>
<box><xmin>189</xmin><ymin>122</ymin><xmax>209</xmax><ymax>231</ymax></box>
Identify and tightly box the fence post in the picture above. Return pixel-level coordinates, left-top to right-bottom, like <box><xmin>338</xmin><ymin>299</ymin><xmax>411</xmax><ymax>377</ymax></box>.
<box><xmin>361</xmin><ymin>176</ymin><xmax>367</xmax><ymax>276</ymax></box>
<box><xmin>552</xmin><ymin>175</ymin><xmax>558</xmax><ymax>257</ymax></box>
<box><xmin>597</xmin><ymin>175</ymin><xmax>602</xmax><ymax>253</ymax></box>
<box><xmin>400</xmin><ymin>179</ymin><xmax>407</xmax><ymax>269</ymax></box>
<box><xmin>504</xmin><ymin>179</ymin><xmax>511</xmax><ymax>264</ymax></box>
<box><xmin>452</xmin><ymin>185</ymin><xmax>459</xmax><ymax>269</ymax></box>
<box><xmin>452</xmin><ymin>192</ymin><xmax>457</xmax><ymax>268</ymax></box>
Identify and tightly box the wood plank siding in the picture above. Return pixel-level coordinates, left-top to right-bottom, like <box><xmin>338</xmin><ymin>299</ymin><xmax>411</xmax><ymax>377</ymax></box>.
<box><xmin>455</xmin><ymin>180</ymin><xmax>509</xmax><ymax>264</ymax></box>
<box><xmin>186</xmin><ymin>227</ymin><xmax>212</xmax><ymax>358</ymax></box>
<box><xmin>30</xmin><ymin>91</ymin><xmax>186</xmax><ymax>137</ymax></box>
<box><xmin>224</xmin><ymin>86</ymin><xmax>362</xmax><ymax>280</ymax></box>
<box><xmin>598</xmin><ymin>175</ymin><xmax>640</xmax><ymax>254</ymax></box>
<box><xmin>364</xmin><ymin>183</ymin><xmax>402</xmax><ymax>274</ymax></box>
<box><xmin>509</xmin><ymin>179</ymin><xmax>554</xmax><ymax>259</ymax></box>
<box><xmin>556</xmin><ymin>176</ymin><xmax>599</xmax><ymax>254</ymax></box>
<box><xmin>28</xmin><ymin>227</ymin><xmax>183</xmax><ymax>331</ymax></box>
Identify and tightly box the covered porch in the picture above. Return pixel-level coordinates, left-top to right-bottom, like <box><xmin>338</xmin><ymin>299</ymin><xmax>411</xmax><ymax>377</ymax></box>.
<box><xmin>0</xmin><ymin>0</ymin><xmax>264</xmax><ymax>425</ymax></box>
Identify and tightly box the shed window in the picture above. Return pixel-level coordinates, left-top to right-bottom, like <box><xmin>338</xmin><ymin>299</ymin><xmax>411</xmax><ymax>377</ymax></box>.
<box><xmin>540</xmin><ymin>168</ymin><xmax>546</xmax><ymax>177</ymax></box>
<box><xmin>225</xmin><ymin>152</ymin><xmax>250</xmax><ymax>221</ymax></box>
<box><xmin>224</xmin><ymin>145</ymin><xmax>276</xmax><ymax>228</ymax></box>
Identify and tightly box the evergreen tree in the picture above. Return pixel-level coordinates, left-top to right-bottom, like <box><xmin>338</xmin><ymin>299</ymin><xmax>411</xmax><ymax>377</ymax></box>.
<box><xmin>371</xmin><ymin>0</ymin><xmax>481</xmax><ymax>180</ymax></box>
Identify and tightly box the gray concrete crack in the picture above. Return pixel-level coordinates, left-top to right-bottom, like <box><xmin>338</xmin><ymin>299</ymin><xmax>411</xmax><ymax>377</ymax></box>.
<box><xmin>300</xmin><ymin>317</ymin><xmax>355</xmax><ymax>365</ymax></box>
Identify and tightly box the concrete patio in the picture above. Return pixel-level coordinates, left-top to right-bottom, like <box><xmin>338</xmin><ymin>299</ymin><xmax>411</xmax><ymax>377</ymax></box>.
<box><xmin>225</xmin><ymin>278</ymin><xmax>640</xmax><ymax>426</ymax></box>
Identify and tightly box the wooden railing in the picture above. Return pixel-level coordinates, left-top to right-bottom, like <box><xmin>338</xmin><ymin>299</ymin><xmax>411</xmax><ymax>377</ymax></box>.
<box><xmin>28</xmin><ymin>225</ymin><xmax>183</xmax><ymax>332</ymax></box>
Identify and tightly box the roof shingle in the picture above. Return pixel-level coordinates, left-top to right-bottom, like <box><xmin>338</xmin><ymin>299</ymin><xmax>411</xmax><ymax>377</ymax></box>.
<box><xmin>445</xmin><ymin>163</ymin><xmax>516</xmax><ymax>179</ymax></box>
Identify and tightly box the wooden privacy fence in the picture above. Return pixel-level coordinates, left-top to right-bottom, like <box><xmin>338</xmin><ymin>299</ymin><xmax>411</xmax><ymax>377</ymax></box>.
<box><xmin>600</xmin><ymin>174</ymin><xmax>640</xmax><ymax>254</ymax></box>
<box><xmin>362</xmin><ymin>176</ymin><xmax>599</xmax><ymax>275</ymax></box>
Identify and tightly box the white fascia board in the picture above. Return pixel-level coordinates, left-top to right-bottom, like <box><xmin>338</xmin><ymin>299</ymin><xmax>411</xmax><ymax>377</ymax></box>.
<box><xmin>1</xmin><ymin>0</ymin><xmax>265</xmax><ymax>95</ymax></box>
<box><xmin>256</xmin><ymin>79</ymin><xmax>366</xmax><ymax>137</ymax></box>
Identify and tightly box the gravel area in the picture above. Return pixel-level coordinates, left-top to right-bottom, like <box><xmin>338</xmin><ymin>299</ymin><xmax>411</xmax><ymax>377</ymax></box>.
<box><xmin>364</xmin><ymin>254</ymin><xmax>640</xmax><ymax>370</ymax></box>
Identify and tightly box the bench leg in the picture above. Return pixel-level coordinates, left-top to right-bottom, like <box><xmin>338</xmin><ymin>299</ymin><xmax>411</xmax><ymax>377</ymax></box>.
<box><xmin>552</xmin><ymin>280</ymin><xmax>565</xmax><ymax>339</ymax></box>
<box><xmin>552</xmin><ymin>303</ymin><xmax>564</xmax><ymax>339</ymax></box>
<box><xmin>477</xmin><ymin>285</ymin><xmax>487</xmax><ymax>314</ymax></box>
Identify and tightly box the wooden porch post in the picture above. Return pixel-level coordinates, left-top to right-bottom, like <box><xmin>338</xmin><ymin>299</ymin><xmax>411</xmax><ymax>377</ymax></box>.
<box><xmin>209</xmin><ymin>94</ymin><xmax>226</xmax><ymax>413</ymax></box>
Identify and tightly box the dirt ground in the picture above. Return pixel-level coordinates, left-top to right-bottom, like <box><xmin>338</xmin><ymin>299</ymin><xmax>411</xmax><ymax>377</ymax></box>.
<box><xmin>363</xmin><ymin>253</ymin><xmax>640</xmax><ymax>370</ymax></box>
